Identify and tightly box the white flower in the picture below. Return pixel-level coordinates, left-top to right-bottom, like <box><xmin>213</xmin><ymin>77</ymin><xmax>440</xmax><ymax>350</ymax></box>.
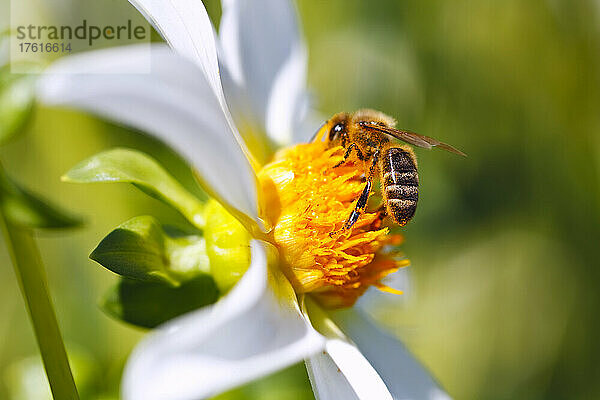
<box><xmin>37</xmin><ymin>0</ymin><xmax>450</xmax><ymax>399</ymax></box>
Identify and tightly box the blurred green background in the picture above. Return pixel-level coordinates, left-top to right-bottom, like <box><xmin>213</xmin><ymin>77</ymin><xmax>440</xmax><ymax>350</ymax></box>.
<box><xmin>1</xmin><ymin>0</ymin><xmax>600</xmax><ymax>399</ymax></box>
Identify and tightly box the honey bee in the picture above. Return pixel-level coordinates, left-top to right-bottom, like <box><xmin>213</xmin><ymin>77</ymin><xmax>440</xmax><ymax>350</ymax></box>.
<box><xmin>313</xmin><ymin>109</ymin><xmax>466</xmax><ymax>234</ymax></box>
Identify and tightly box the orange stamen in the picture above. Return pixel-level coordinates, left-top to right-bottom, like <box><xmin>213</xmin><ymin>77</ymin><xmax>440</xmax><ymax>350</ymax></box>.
<box><xmin>259</xmin><ymin>141</ymin><xmax>408</xmax><ymax>308</ymax></box>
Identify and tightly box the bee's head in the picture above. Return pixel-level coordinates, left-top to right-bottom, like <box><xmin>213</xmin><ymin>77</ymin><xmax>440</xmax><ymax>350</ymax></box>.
<box><xmin>312</xmin><ymin>112</ymin><xmax>350</xmax><ymax>144</ymax></box>
<box><xmin>313</xmin><ymin>109</ymin><xmax>396</xmax><ymax>145</ymax></box>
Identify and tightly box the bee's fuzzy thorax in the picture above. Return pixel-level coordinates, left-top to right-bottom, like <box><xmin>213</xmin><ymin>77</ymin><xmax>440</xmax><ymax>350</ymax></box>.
<box><xmin>352</xmin><ymin>109</ymin><xmax>397</xmax><ymax>127</ymax></box>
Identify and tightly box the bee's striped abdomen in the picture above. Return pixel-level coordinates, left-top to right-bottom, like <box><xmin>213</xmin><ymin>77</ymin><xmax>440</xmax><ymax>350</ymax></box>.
<box><xmin>380</xmin><ymin>146</ymin><xmax>419</xmax><ymax>226</ymax></box>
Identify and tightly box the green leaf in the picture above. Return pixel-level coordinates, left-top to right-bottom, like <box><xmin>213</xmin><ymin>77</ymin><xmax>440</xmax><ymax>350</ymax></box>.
<box><xmin>101</xmin><ymin>275</ymin><xmax>219</xmax><ymax>329</ymax></box>
<box><xmin>90</xmin><ymin>216</ymin><xmax>210</xmax><ymax>286</ymax></box>
<box><xmin>64</xmin><ymin>148</ymin><xmax>205</xmax><ymax>229</ymax></box>
<box><xmin>0</xmin><ymin>168</ymin><xmax>82</xmax><ymax>229</ymax></box>
<box><xmin>0</xmin><ymin>70</ymin><xmax>35</xmax><ymax>145</ymax></box>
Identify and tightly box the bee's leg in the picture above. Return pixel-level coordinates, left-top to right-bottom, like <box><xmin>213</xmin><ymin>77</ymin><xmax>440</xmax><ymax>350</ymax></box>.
<box><xmin>330</xmin><ymin>178</ymin><xmax>372</xmax><ymax>237</ymax></box>
<box><xmin>333</xmin><ymin>143</ymin><xmax>364</xmax><ymax>168</ymax></box>
<box><xmin>344</xmin><ymin>178</ymin><xmax>372</xmax><ymax>229</ymax></box>
<box><xmin>330</xmin><ymin>150</ymin><xmax>379</xmax><ymax>236</ymax></box>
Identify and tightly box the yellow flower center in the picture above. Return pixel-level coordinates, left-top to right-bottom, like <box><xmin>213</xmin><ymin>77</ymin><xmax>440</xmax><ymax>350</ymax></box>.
<box><xmin>258</xmin><ymin>141</ymin><xmax>409</xmax><ymax>308</ymax></box>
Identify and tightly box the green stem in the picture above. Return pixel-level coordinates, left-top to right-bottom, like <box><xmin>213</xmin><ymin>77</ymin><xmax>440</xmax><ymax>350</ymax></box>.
<box><xmin>0</xmin><ymin>215</ymin><xmax>80</xmax><ymax>400</ymax></box>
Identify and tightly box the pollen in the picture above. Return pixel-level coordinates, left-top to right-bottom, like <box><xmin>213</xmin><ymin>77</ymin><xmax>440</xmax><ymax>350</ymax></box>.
<box><xmin>258</xmin><ymin>141</ymin><xmax>409</xmax><ymax>308</ymax></box>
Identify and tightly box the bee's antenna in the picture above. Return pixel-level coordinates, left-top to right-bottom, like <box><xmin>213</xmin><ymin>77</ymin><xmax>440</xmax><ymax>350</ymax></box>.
<box><xmin>310</xmin><ymin>122</ymin><xmax>327</xmax><ymax>143</ymax></box>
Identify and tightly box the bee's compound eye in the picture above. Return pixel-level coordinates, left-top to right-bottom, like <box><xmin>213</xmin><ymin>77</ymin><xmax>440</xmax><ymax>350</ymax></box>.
<box><xmin>329</xmin><ymin>123</ymin><xmax>344</xmax><ymax>141</ymax></box>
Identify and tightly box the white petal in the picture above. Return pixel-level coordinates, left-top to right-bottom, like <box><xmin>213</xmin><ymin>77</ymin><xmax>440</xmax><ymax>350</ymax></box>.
<box><xmin>37</xmin><ymin>45</ymin><xmax>262</xmax><ymax>228</ymax></box>
<box><xmin>330</xmin><ymin>308</ymin><xmax>451</xmax><ymax>400</ymax></box>
<box><xmin>219</xmin><ymin>0</ymin><xmax>308</xmax><ymax>145</ymax></box>
<box><xmin>265</xmin><ymin>44</ymin><xmax>308</xmax><ymax>145</ymax></box>
<box><xmin>126</xmin><ymin>0</ymin><xmax>257</xmax><ymax>174</ymax></box>
<box><xmin>303</xmin><ymin>300</ymin><xmax>393</xmax><ymax>400</ymax></box>
<box><xmin>122</xmin><ymin>240</ymin><xmax>325</xmax><ymax>400</ymax></box>
<box><xmin>305</xmin><ymin>347</ymin><xmax>360</xmax><ymax>400</ymax></box>
<box><xmin>308</xmin><ymin>339</ymin><xmax>394</xmax><ymax>400</ymax></box>
<box><xmin>126</xmin><ymin>0</ymin><xmax>222</xmax><ymax>98</ymax></box>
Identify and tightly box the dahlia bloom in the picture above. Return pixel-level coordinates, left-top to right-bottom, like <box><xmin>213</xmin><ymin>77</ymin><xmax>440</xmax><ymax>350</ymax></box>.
<box><xmin>37</xmin><ymin>0</ymin><xmax>449</xmax><ymax>399</ymax></box>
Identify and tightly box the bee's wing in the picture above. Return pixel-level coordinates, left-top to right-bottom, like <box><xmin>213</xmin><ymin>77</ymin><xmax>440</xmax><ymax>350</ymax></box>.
<box><xmin>359</xmin><ymin>122</ymin><xmax>467</xmax><ymax>157</ymax></box>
